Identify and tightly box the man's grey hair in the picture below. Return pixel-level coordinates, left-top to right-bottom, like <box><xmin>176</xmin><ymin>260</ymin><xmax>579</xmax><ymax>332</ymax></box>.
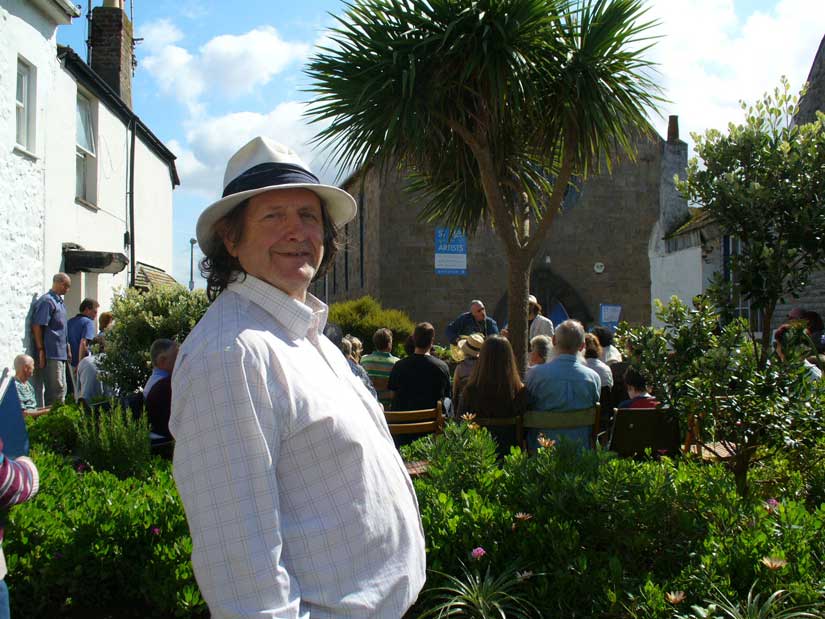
<box><xmin>530</xmin><ymin>335</ymin><xmax>552</xmax><ymax>362</ymax></box>
<box><xmin>554</xmin><ymin>319</ymin><xmax>586</xmax><ymax>354</ymax></box>
<box><xmin>52</xmin><ymin>272</ymin><xmax>70</xmax><ymax>284</ymax></box>
<box><xmin>150</xmin><ymin>339</ymin><xmax>178</xmax><ymax>367</ymax></box>
<box><xmin>13</xmin><ymin>354</ymin><xmax>34</xmax><ymax>371</ymax></box>
<box><xmin>340</xmin><ymin>338</ymin><xmax>353</xmax><ymax>358</ymax></box>
<box><xmin>470</xmin><ymin>299</ymin><xmax>485</xmax><ymax>310</ymax></box>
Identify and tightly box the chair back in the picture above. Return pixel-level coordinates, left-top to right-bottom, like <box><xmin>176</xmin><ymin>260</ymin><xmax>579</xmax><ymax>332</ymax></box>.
<box><xmin>370</xmin><ymin>375</ymin><xmax>393</xmax><ymax>407</ymax></box>
<box><xmin>473</xmin><ymin>415</ymin><xmax>524</xmax><ymax>449</ymax></box>
<box><xmin>608</xmin><ymin>407</ymin><xmax>680</xmax><ymax>458</ymax></box>
<box><xmin>523</xmin><ymin>406</ymin><xmax>600</xmax><ymax>448</ymax></box>
<box><xmin>385</xmin><ymin>401</ymin><xmax>444</xmax><ymax>436</ymax></box>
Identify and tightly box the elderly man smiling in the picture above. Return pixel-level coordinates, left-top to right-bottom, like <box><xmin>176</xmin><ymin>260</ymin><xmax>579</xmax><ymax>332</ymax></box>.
<box><xmin>170</xmin><ymin>137</ymin><xmax>425</xmax><ymax>619</ymax></box>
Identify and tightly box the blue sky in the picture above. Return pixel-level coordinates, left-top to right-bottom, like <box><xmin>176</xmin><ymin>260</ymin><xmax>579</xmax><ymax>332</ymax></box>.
<box><xmin>57</xmin><ymin>1</ymin><xmax>825</xmax><ymax>287</ymax></box>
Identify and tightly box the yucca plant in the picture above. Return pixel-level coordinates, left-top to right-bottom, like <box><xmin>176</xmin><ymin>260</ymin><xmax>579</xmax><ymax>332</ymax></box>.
<box><xmin>676</xmin><ymin>584</ymin><xmax>823</xmax><ymax>619</ymax></box>
<box><xmin>306</xmin><ymin>0</ymin><xmax>664</xmax><ymax>371</ymax></box>
<box><xmin>418</xmin><ymin>561</ymin><xmax>540</xmax><ymax>618</ymax></box>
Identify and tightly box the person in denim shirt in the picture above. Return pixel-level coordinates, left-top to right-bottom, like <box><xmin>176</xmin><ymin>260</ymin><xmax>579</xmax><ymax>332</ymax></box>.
<box><xmin>31</xmin><ymin>274</ymin><xmax>71</xmax><ymax>405</ymax></box>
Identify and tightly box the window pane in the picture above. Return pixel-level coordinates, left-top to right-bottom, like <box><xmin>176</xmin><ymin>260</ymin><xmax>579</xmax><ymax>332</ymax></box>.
<box><xmin>76</xmin><ymin>96</ymin><xmax>95</xmax><ymax>155</ymax></box>
<box><xmin>76</xmin><ymin>151</ymin><xmax>86</xmax><ymax>200</ymax></box>
<box><xmin>16</xmin><ymin>107</ymin><xmax>26</xmax><ymax>146</ymax></box>
<box><xmin>16</xmin><ymin>68</ymin><xmax>26</xmax><ymax>104</ymax></box>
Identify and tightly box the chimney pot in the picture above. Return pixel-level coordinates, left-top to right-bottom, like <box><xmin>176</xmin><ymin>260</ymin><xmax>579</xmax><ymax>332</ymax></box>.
<box><xmin>667</xmin><ymin>115</ymin><xmax>679</xmax><ymax>142</ymax></box>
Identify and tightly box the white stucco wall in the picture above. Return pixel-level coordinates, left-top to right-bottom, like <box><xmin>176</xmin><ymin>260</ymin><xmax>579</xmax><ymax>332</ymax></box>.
<box><xmin>649</xmin><ymin>244</ymin><xmax>705</xmax><ymax>326</ymax></box>
<box><xmin>1</xmin><ymin>1</ymin><xmax>175</xmax><ymax>369</ymax></box>
<box><xmin>0</xmin><ymin>1</ymin><xmax>59</xmax><ymax>365</ymax></box>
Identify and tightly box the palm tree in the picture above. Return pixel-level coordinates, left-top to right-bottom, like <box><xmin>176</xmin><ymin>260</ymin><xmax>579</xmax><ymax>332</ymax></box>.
<box><xmin>306</xmin><ymin>0</ymin><xmax>663</xmax><ymax>371</ymax></box>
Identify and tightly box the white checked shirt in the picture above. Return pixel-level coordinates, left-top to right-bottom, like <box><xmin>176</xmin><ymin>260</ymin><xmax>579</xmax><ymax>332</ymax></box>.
<box><xmin>170</xmin><ymin>275</ymin><xmax>426</xmax><ymax>619</ymax></box>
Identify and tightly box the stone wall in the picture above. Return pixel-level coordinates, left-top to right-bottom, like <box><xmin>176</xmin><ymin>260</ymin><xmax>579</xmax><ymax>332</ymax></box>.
<box><xmin>90</xmin><ymin>5</ymin><xmax>132</xmax><ymax>108</ymax></box>
<box><xmin>322</xmin><ymin>128</ymin><xmax>683</xmax><ymax>340</ymax></box>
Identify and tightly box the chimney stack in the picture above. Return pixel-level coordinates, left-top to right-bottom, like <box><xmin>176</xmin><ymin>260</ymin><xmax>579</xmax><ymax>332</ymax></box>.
<box><xmin>90</xmin><ymin>0</ymin><xmax>133</xmax><ymax>108</ymax></box>
<box><xmin>667</xmin><ymin>115</ymin><xmax>680</xmax><ymax>142</ymax></box>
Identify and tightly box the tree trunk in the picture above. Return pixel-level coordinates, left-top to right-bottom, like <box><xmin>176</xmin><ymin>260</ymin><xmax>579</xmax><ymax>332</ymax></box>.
<box><xmin>758</xmin><ymin>303</ymin><xmax>776</xmax><ymax>370</ymax></box>
<box><xmin>731</xmin><ymin>448</ymin><xmax>752</xmax><ymax>498</ymax></box>
<box><xmin>507</xmin><ymin>252</ymin><xmax>533</xmax><ymax>376</ymax></box>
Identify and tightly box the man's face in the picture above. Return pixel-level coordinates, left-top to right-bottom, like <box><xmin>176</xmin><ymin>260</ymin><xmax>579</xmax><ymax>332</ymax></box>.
<box><xmin>54</xmin><ymin>279</ymin><xmax>70</xmax><ymax>296</ymax></box>
<box><xmin>470</xmin><ymin>304</ymin><xmax>486</xmax><ymax>322</ymax></box>
<box><xmin>85</xmin><ymin>306</ymin><xmax>99</xmax><ymax>320</ymax></box>
<box><xmin>225</xmin><ymin>188</ymin><xmax>324</xmax><ymax>301</ymax></box>
<box><xmin>19</xmin><ymin>360</ymin><xmax>34</xmax><ymax>381</ymax></box>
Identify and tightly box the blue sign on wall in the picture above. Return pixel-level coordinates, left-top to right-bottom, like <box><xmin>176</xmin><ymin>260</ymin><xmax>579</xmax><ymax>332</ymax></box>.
<box><xmin>434</xmin><ymin>228</ymin><xmax>467</xmax><ymax>276</ymax></box>
<box><xmin>599</xmin><ymin>304</ymin><xmax>622</xmax><ymax>333</ymax></box>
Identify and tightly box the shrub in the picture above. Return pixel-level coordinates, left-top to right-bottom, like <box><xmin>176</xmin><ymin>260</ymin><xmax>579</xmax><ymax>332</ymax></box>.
<box><xmin>5</xmin><ymin>450</ymin><xmax>207</xmax><ymax>618</ymax></box>
<box><xmin>25</xmin><ymin>403</ymin><xmax>81</xmax><ymax>455</ymax></box>
<box><xmin>328</xmin><ymin>296</ymin><xmax>415</xmax><ymax>355</ymax></box>
<box><xmin>74</xmin><ymin>404</ymin><xmax>152</xmax><ymax>480</ymax></box>
<box><xmin>99</xmin><ymin>285</ymin><xmax>209</xmax><ymax>393</ymax></box>
<box><xmin>403</xmin><ymin>426</ymin><xmax>825</xmax><ymax>618</ymax></box>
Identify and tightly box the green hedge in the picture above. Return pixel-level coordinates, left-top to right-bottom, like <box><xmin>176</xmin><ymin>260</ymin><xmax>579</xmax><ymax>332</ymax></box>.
<box><xmin>6</xmin><ymin>409</ymin><xmax>825</xmax><ymax>617</ymax></box>
<box><xmin>328</xmin><ymin>296</ymin><xmax>415</xmax><ymax>355</ymax></box>
<box><xmin>402</xmin><ymin>423</ymin><xmax>825</xmax><ymax>618</ymax></box>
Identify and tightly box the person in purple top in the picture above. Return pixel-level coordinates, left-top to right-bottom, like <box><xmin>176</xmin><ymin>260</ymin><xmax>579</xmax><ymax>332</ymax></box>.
<box><xmin>31</xmin><ymin>273</ymin><xmax>71</xmax><ymax>406</ymax></box>
<box><xmin>66</xmin><ymin>298</ymin><xmax>99</xmax><ymax>393</ymax></box>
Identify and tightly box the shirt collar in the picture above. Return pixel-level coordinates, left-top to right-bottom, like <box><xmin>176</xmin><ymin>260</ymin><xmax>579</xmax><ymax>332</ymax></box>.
<box><xmin>48</xmin><ymin>290</ymin><xmax>64</xmax><ymax>304</ymax></box>
<box><xmin>150</xmin><ymin>368</ymin><xmax>170</xmax><ymax>379</ymax></box>
<box><xmin>226</xmin><ymin>274</ymin><xmax>328</xmax><ymax>340</ymax></box>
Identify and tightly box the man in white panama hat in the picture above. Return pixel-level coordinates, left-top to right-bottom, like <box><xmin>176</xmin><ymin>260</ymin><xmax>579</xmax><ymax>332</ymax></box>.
<box><xmin>170</xmin><ymin>137</ymin><xmax>425</xmax><ymax>618</ymax></box>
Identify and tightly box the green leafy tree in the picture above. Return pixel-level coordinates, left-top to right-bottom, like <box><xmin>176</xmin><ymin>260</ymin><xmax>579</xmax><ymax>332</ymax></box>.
<box><xmin>677</xmin><ymin>78</ymin><xmax>825</xmax><ymax>368</ymax></box>
<box><xmin>620</xmin><ymin>296</ymin><xmax>824</xmax><ymax>496</ymax></box>
<box><xmin>306</xmin><ymin>0</ymin><xmax>663</xmax><ymax>370</ymax></box>
<box><xmin>99</xmin><ymin>285</ymin><xmax>210</xmax><ymax>393</ymax></box>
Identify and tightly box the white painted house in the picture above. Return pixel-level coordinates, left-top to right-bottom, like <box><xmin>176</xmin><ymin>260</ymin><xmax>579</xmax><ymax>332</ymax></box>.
<box><xmin>0</xmin><ymin>0</ymin><xmax>178</xmax><ymax>368</ymax></box>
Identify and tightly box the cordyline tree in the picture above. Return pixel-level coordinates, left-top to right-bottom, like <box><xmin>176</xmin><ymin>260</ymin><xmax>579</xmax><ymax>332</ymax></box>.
<box><xmin>678</xmin><ymin>78</ymin><xmax>825</xmax><ymax>369</ymax></box>
<box><xmin>305</xmin><ymin>0</ymin><xmax>662</xmax><ymax>371</ymax></box>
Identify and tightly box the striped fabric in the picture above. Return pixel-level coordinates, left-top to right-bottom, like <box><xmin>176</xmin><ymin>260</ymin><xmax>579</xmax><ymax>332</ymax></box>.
<box><xmin>0</xmin><ymin>453</ymin><xmax>39</xmax><ymax>580</ymax></box>
<box><xmin>360</xmin><ymin>351</ymin><xmax>399</xmax><ymax>406</ymax></box>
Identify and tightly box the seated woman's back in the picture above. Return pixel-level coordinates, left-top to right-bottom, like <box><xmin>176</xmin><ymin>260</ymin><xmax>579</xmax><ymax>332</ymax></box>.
<box><xmin>457</xmin><ymin>335</ymin><xmax>526</xmax><ymax>454</ymax></box>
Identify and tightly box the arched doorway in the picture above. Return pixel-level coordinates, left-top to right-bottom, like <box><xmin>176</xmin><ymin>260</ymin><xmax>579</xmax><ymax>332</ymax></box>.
<box><xmin>492</xmin><ymin>264</ymin><xmax>593</xmax><ymax>327</ymax></box>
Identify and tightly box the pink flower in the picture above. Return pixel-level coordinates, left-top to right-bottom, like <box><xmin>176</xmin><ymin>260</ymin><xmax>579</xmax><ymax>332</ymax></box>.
<box><xmin>764</xmin><ymin>498</ymin><xmax>780</xmax><ymax>514</ymax></box>
<box><xmin>151</xmin><ymin>527</ymin><xmax>161</xmax><ymax>536</ymax></box>
<box><xmin>75</xmin><ymin>463</ymin><xmax>87</xmax><ymax>473</ymax></box>
<box><xmin>471</xmin><ymin>547</ymin><xmax>486</xmax><ymax>560</ymax></box>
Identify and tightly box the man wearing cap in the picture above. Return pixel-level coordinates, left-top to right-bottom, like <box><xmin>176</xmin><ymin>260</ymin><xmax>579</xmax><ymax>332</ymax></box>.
<box><xmin>170</xmin><ymin>137</ymin><xmax>425</xmax><ymax>618</ymax></box>
<box><xmin>445</xmin><ymin>299</ymin><xmax>499</xmax><ymax>345</ymax></box>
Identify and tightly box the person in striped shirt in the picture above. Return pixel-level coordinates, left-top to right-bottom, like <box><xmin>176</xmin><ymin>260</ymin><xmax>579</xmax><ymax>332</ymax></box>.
<box><xmin>0</xmin><ymin>440</ymin><xmax>39</xmax><ymax>619</ymax></box>
<box><xmin>360</xmin><ymin>328</ymin><xmax>400</xmax><ymax>408</ymax></box>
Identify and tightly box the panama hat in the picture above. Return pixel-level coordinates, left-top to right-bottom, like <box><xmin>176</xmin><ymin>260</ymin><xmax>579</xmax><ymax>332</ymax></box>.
<box><xmin>458</xmin><ymin>333</ymin><xmax>485</xmax><ymax>359</ymax></box>
<box><xmin>196</xmin><ymin>136</ymin><xmax>357</xmax><ymax>255</ymax></box>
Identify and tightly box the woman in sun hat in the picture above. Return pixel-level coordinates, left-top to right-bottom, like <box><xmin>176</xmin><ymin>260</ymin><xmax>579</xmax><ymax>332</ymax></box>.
<box><xmin>452</xmin><ymin>332</ymin><xmax>485</xmax><ymax>402</ymax></box>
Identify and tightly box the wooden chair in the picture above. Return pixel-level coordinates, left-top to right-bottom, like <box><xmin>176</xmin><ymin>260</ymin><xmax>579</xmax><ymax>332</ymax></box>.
<box><xmin>607</xmin><ymin>407</ymin><xmax>680</xmax><ymax>458</ymax></box>
<box><xmin>370</xmin><ymin>375</ymin><xmax>394</xmax><ymax>408</ymax></box>
<box><xmin>522</xmin><ymin>406</ymin><xmax>600</xmax><ymax>449</ymax></box>
<box><xmin>384</xmin><ymin>401</ymin><xmax>445</xmax><ymax>437</ymax></box>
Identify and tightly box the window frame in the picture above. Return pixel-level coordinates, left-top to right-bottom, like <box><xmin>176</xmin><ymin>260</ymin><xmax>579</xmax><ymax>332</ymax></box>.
<box><xmin>722</xmin><ymin>234</ymin><xmax>763</xmax><ymax>333</ymax></box>
<box><xmin>75</xmin><ymin>92</ymin><xmax>98</xmax><ymax>206</ymax></box>
<box><xmin>15</xmin><ymin>57</ymin><xmax>36</xmax><ymax>152</ymax></box>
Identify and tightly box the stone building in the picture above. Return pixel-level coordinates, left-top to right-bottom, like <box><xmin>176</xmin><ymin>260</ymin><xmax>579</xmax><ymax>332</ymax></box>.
<box><xmin>0</xmin><ymin>0</ymin><xmax>178</xmax><ymax>368</ymax></box>
<box><xmin>311</xmin><ymin>120</ymin><xmax>690</xmax><ymax>340</ymax></box>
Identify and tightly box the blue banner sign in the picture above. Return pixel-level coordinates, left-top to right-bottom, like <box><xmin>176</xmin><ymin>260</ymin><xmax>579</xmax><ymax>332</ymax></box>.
<box><xmin>434</xmin><ymin>228</ymin><xmax>467</xmax><ymax>275</ymax></box>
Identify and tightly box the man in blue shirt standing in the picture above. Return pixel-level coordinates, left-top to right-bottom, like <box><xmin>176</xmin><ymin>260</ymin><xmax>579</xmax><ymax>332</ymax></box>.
<box><xmin>67</xmin><ymin>298</ymin><xmax>99</xmax><ymax>393</ymax></box>
<box><xmin>31</xmin><ymin>273</ymin><xmax>71</xmax><ymax>406</ymax></box>
<box><xmin>525</xmin><ymin>319</ymin><xmax>601</xmax><ymax>450</ymax></box>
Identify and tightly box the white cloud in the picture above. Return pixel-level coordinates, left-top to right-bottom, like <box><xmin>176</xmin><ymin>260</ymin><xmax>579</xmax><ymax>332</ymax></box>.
<box><xmin>200</xmin><ymin>27</ymin><xmax>310</xmax><ymax>97</ymax></box>
<box><xmin>646</xmin><ymin>0</ymin><xmax>823</xmax><ymax>150</ymax></box>
<box><xmin>172</xmin><ymin>102</ymin><xmax>338</xmax><ymax>197</ymax></box>
<box><xmin>139</xmin><ymin>22</ymin><xmax>310</xmax><ymax>114</ymax></box>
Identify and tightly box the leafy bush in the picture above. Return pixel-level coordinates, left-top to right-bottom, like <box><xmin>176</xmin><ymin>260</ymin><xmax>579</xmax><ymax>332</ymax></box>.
<box><xmin>25</xmin><ymin>403</ymin><xmax>81</xmax><ymax>455</ymax></box>
<box><xmin>5</xmin><ymin>450</ymin><xmax>206</xmax><ymax>618</ymax></box>
<box><xmin>618</xmin><ymin>296</ymin><xmax>825</xmax><ymax>496</ymax></box>
<box><xmin>75</xmin><ymin>404</ymin><xmax>152</xmax><ymax>480</ymax></box>
<box><xmin>99</xmin><ymin>285</ymin><xmax>209</xmax><ymax>394</ymax></box>
<box><xmin>328</xmin><ymin>296</ymin><xmax>415</xmax><ymax>355</ymax></box>
<box><xmin>403</xmin><ymin>426</ymin><xmax>825</xmax><ymax>618</ymax></box>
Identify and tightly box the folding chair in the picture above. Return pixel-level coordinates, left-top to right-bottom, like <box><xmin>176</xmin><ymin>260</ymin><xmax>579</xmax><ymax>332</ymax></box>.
<box><xmin>607</xmin><ymin>407</ymin><xmax>680</xmax><ymax>458</ymax></box>
<box><xmin>523</xmin><ymin>406</ymin><xmax>600</xmax><ymax>450</ymax></box>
